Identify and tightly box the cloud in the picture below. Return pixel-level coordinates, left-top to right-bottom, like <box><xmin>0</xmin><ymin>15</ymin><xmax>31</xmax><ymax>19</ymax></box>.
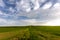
<box><xmin>23</xmin><ymin>20</ymin><xmax>46</xmax><ymax>26</ymax></box>
<box><xmin>0</xmin><ymin>0</ymin><xmax>5</xmax><ymax>7</ymax></box>
<box><xmin>0</xmin><ymin>18</ymin><xmax>34</xmax><ymax>26</ymax></box>
<box><xmin>0</xmin><ymin>0</ymin><xmax>60</xmax><ymax>26</ymax></box>
<box><xmin>0</xmin><ymin>18</ymin><xmax>16</xmax><ymax>26</ymax></box>
<box><xmin>42</xmin><ymin>2</ymin><xmax>52</xmax><ymax>9</ymax></box>
<box><xmin>45</xmin><ymin>19</ymin><xmax>60</xmax><ymax>26</ymax></box>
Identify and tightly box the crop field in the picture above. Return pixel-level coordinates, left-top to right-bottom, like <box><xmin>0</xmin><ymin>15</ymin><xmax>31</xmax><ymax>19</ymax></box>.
<box><xmin>0</xmin><ymin>26</ymin><xmax>60</xmax><ymax>40</ymax></box>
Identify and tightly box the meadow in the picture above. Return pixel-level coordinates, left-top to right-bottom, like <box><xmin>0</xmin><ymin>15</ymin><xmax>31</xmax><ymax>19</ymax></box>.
<box><xmin>0</xmin><ymin>26</ymin><xmax>60</xmax><ymax>40</ymax></box>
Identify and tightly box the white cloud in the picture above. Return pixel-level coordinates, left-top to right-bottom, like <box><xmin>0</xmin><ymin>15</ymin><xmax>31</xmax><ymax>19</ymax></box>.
<box><xmin>31</xmin><ymin>0</ymin><xmax>39</xmax><ymax>10</ymax></box>
<box><xmin>45</xmin><ymin>19</ymin><xmax>60</xmax><ymax>26</ymax></box>
<box><xmin>0</xmin><ymin>11</ymin><xmax>8</xmax><ymax>16</ymax></box>
<box><xmin>14</xmin><ymin>0</ymin><xmax>60</xmax><ymax>26</ymax></box>
<box><xmin>23</xmin><ymin>19</ymin><xmax>36</xmax><ymax>24</ymax></box>
<box><xmin>9</xmin><ymin>7</ymin><xmax>15</xmax><ymax>13</ymax></box>
<box><xmin>0</xmin><ymin>0</ymin><xmax>5</xmax><ymax>7</ymax></box>
<box><xmin>42</xmin><ymin>2</ymin><xmax>52</xmax><ymax>9</ymax></box>
<box><xmin>40</xmin><ymin>0</ymin><xmax>46</xmax><ymax>3</ymax></box>
<box><xmin>21</xmin><ymin>19</ymin><xmax>47</xmax><ymax>25</ymax></box>
<box><xmin>53</xmin><ymin>3</ymin><xmax>60</xmax><ymax>8</ymax></box>
<box><xmin>0</xmin><ymin>18</ymin><xmax>16</xmax><ymax>25</ymax></box>
<box><xmin>0</xmin><ymin>0</ymin><xmax>60</xmax><ymax>26</ymax></box>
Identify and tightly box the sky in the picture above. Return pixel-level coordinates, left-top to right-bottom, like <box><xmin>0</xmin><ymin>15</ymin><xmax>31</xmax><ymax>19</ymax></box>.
<box><xmin>0</xmin><ymin>0</ymin><xmax>60</xmax><ymax>26</ymax></box>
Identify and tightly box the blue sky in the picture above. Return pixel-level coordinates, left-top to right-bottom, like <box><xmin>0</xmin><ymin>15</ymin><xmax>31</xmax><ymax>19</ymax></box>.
<box><xmin>0</xmin><ymin>0</ymin><xmax>60</xmax><ymax>26</ymax></box>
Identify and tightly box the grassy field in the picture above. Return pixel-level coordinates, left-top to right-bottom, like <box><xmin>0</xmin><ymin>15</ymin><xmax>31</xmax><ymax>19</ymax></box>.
<box><xmin>0</xmin><ymin>26</ymin><xmax>60</xmax><ymax>40</ymax></box>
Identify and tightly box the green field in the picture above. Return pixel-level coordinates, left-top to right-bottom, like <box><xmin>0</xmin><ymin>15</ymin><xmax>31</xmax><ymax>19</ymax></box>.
<box><xmin>0</xmin><ymin>26</ymin><xmax>60</xmax><ymax>40</ymax></box>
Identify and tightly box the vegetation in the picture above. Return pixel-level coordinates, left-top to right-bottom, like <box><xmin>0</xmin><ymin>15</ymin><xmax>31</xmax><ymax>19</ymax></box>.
<box><xmin>0</xmin><ymin>26</ymin><xmax>60</xmax><ymax>40</ymax></box>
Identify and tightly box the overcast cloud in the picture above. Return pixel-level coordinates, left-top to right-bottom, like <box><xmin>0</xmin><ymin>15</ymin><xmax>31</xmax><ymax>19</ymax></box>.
<box><xmin>0</xmin><ymin>0</ymin><xmax>60</xmax><ymax>26</ymax></box>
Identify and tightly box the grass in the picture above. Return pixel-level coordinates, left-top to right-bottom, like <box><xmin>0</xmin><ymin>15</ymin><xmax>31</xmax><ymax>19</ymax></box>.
<box><xmin>0</xmin><ymin>27</ymin><xmax>27</xmax><ymax>33</ymax></box>
<box><xmin>29</xmin><ymin>26</ymin><xmax>60</xmax><ymax>40</ymax></box>
<box><xmin>0</xmin><ymin>26</ymin><xmax>60</xmax><ymax>40</ymax></box>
